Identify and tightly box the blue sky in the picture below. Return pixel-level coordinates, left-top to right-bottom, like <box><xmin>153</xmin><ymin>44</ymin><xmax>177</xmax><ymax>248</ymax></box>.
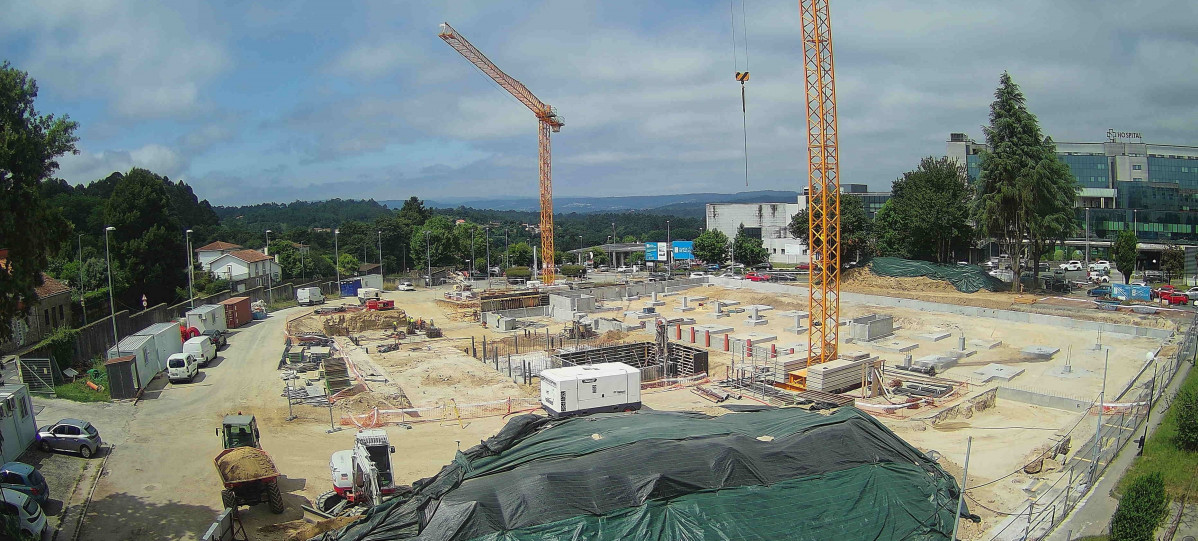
<box><xmin>5</xmin><ymin>1</ymin><xmax>1198</xmax><ymax>205</ymax></box>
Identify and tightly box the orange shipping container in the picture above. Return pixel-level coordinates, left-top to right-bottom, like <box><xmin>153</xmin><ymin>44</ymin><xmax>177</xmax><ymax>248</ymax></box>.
<box><xmin>220</xmin><ymin>296</ymin><xmax>252</xmax><ymax>329</ymax></box>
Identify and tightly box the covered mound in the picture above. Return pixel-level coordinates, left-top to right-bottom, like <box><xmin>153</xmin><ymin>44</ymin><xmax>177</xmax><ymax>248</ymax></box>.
<box><xmin>317</xmin><ymin>407</ymin><xmax>969</xmax><ymax>541</ymax></box>
<box><xmin>869</xmin><ymin>257</ymin><xmax>1007</xmax><ymax>293</ymax></box>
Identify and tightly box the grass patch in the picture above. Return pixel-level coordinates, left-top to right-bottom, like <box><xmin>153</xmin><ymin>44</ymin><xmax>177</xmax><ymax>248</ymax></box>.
<box><xmin>54</xmin><ymin>379</ymin><xmax>110</xmax><ymax>402</ymax></box>
<box><xmin>268</xmin><ymin>299</ymin><xmax>299</xmax><ymax>311</ymax></box>
<box><xmin>1118</xmin><ymin>362</ymin><xmax>1198</xmax><ymax>499</ymax></box>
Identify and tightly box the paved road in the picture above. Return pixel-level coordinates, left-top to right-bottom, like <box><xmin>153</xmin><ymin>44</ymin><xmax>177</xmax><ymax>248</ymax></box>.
<box><xmin>34</xmin><ymin>305</ymin><xmax>310</xmax><ymax>541</ymax></box>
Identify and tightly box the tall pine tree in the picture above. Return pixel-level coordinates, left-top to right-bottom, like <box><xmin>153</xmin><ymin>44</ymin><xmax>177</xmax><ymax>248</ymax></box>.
<box><xmin>974</xmin><ymin>72</ymin><xmax>1078</xmax><ymax>291</ymax></box>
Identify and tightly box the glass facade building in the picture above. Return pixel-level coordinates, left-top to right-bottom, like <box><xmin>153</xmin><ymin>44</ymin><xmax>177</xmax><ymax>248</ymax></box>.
<box><xmin>946</xmin><ymin>133</ymin><xmax>1198</xmax><ymax>242</ymax></box>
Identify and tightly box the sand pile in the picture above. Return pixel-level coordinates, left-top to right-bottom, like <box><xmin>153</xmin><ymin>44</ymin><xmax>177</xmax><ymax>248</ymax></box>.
<box><xmin>841</xmin><ymin>267</ymin><xmax>959</xmax><ymax>293</ymax></box>
<box><xmin>324</xmin><ymin>310</ymin><xmax>408</xmax><ymax>335</ymax></box>
<box><xmin>215</xmin><ymin>447</ymin><xmax>277</xmax><ymax>482</ymax></box>
<box><xmin>258</xmin><ymin>516</ymin><xmax>361</xmax><ymax>541</ymax></box>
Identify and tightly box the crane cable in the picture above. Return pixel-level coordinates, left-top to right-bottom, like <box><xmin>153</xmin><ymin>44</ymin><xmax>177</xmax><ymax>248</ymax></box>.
<box><xmin>730</xmin><ymin>0</ymin><xmax>751</xmax><ymax>186</ymax></box>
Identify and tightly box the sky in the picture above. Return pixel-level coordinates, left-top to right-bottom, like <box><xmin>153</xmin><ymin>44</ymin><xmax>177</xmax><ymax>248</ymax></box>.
<box><xmin>5</xmin><ymin>1</ymin><xmax>1198</xmax><ymax>206</ymax></box>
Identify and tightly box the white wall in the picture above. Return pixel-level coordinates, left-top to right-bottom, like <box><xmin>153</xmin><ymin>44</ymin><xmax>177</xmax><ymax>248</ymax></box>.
<box><xmin>197</xmin><ymin>250</ymin><xmax>226</xmax><ymax>271</ymax></box>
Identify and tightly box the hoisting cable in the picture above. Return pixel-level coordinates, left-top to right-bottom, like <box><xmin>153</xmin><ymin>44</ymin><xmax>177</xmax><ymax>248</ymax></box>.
<box><xmin>731</xmin><ymin>0</ymin><xmax>751</xmax><ymax>186</ymax></box>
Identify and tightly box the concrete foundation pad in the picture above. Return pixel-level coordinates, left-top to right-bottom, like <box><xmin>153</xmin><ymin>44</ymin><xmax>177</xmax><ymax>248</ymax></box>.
<box><xmin>839</xmin><ymin>350</ymin><xmax>871</xmax><ymax>361</ymax></box>
<box><xmin>785</xmin><ymin>326</ymin><xmax>808</xmax><ymax>334</ymax></box>
<box><xmin>713</xmin><ymin>312</ymin><xmax>731</xmax><ymax>319</ymax></box>
<box><xmin>694</xmin><ymin>324</ymin><xmax>735</xmax><ymax>335</ymax></box>
<box><xmin>745</xmin><ymin>318</ymin><xmax>769</xmax><ymax>326</ymax></box>
<box><xmin>919</xmin><ymin>331</ymin><xmax>952</xmax><ymax>342</ymax></box>
<box><xmin>744</xmin><ymin>304</ymin><xmax>775</xmax><ymax>312</ymax></box>
<box><xmin>777</xmin><ymin>310</ymin><xmax>809</xmax><ymax>320</ymax></box>
<box><xmin>733</xmin><ymin>332</ymin><xmax>777</xmax><ymax>344</ymax></box>
<box><xmin>646</xmin><ymin>301</ymin><xmax>665</xmax><ymax>307</ymax></box>
<box><xmin>678</xmin><ymin>306</ymin><xmax>695</xmax><ymax>312</ymax></box>
<box><xmin>915</xmin><ymin>355</ymin><xmax>957</xmax><ymax>371</ymax></box>
<box><xmin>1021</xmin><ymin>345</ymin><xmax>1061</xmax><ymax>359</ymax></box>
<box><xmin>1044</xmin><ymin>366</ymin><xmax>1092</xmax><ymax>379</ymax></box>
<box><xmin>781</xmin><ymin>343</ymin><xmax>806</xmax><ymax>354</ymax></box>
<box><xmin>968</xmin><ymin>339</ymin><xmax>1002</xmax><ymax>350</ymax></box>
<box><xmin>687</xmin><ymin>296</ymin><xmax>708</xmax><ymax>302</ymax></box>
<box><xmin>718</xmin><ymin>300</ymin><xmax>740</xmax><ymax>306</ymax></box>
<box><xmin>873</xmin><ymin>340</ymin><xmax>919</xmax><ymax>353</ymax></box>
<box><xmin>623</xmin><ymin>296</ymin><xmax>639</xmax><ymax>301</ymax></box>
<box><xmin>944</xmin><ymin>349</ymin><xmax>977</xmax><ymax>359</ymax></box>
<box><xmin>973</xmin><ymin>363</ymin><xmax>1025</xmax><ymax>382</ymax></box>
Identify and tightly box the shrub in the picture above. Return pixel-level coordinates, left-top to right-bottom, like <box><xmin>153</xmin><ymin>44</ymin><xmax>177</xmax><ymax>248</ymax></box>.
<box><xmin>34</xmin><ymin>325</ymin><xmax>78</xmax><ymax>377</ymax></box>
<box><xmin>1173</xmin><ymin>387</ymin><xmax>1198</xmax><ymax>451</ymax></box>
<box><xmin>560</xmin><ymin>264</ymin><xmax>586</xmax><ymax>277</ymax></box>
<box><xmin>505</xmin><ymin>266</ymin><xmax>532</xmax><ymax>279</ymax></box>
<box><xmin>1110</xmin><ymin>472</ymin><xmax>1169</xmax><ymax>541</ymax></box>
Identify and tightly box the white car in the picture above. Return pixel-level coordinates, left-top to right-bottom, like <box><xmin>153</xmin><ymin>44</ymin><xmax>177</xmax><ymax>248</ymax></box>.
<box><xmin>1088</xmin><ymin>271</ymin><xmax>1110</xmax><ymax>283</ymax></box>
<box><xmin>1088</xmin><ymin>260</ymin><xmax>1111</xmax><ymax>272</ymax></box>
<box><xmin>0</xmin><ymin>488</ymin><xmax>48</xmax><ymax>539</ymax></box>
<box><xmin>397</xmin><ymin>281</ymin><xmax>415</xmax><ymax>291</ymax></box>
<box><xmin>1185</xmin><ymin>287</ymin><xmax>1198</xmax><ymax>301</ymax></box>
<box><xmin>1059</xmin><ymin>260</ymin><xmax>1083</xmax><ymax>271</ymax></box>
<box><xmin>167</xmin><ymin>353</ymin><xmax>199</xmax><ymax>383</ymax></box>
<box><xmin>689</xmin><ymin>272</ymin><xmax>707</xmax><ymax>278</ymax></box>
<box><xmin>615</xmin><ymin>266</ymin><xmax>630</xmax><ymax>273</ymax></box>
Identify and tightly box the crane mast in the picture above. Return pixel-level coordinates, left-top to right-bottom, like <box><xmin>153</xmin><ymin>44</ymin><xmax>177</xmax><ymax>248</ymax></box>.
<box><xmin>799</xmin><ymin>0</ymin><xmax>841</xmax><ymax>377</ymax></box>
<box><xmin>439</xmin><ymin>22</ymin><xmax>564</xmax><ymax>284</ymax></box>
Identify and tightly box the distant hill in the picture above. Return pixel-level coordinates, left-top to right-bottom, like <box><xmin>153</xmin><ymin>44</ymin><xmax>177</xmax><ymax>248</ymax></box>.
<box><xmin>383</xmin><ymin>190</ymin><xmax>799</xmax><ymax>219</ymax></box>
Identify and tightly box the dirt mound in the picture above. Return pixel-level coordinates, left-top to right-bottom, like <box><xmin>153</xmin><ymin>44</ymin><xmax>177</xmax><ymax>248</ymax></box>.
<box><xmin>258</xmin><ymin>516</ymin><xmax>361</xmax><ymax>541</ymax></box>
<box><xmin>323</xmin><ymin>310</ymin><xmax>408</xmax><ymax>335</ymax></box>
<box><xmin>215</xmin><ymin>446</ymin><xmax>278</xmax><ymax>482</ymax></box>
<box><xmin>841</xmin><ymin>267</ymin><xmax>960</xmax><ymax>293</ymax></box>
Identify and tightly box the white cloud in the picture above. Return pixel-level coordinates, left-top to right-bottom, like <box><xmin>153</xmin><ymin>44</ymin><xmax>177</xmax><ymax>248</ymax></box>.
<box><xmin>58</xmin><ymin>144</ymin><xmax>184</xmax><ymax>184</ymax></box>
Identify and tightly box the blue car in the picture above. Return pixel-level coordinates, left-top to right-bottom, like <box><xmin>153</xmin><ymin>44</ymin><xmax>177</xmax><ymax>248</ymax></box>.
<box><xmin>0</xmin><ymin>462</ymin><xmax>49</xmax><ymax>505</ymax></box>
<box><xmin>1087</xmin><ymin>285</ymin><xmax>1113</xmax><ymax>298</ymax></box>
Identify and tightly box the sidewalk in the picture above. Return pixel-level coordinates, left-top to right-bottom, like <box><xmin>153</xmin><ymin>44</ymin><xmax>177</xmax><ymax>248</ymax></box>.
<box><xmin>1046</xmin><ymin>359</ymin><xmax>1193</xmax><ymax>540</ymax></box>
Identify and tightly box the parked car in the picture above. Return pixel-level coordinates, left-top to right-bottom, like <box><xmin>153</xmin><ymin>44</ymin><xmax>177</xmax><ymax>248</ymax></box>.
<box><xmin>1088</xmin><ymin>260</ymin><xmax>1111</xmax><ymax>272</ymax></box>
<box><xmin>796</xmin><ymin>262</ymin><xmax>811</xmax><ymax>271</ymax></box>
<box><xmin>201</xmin><ymin>329</ymin><xmax>227</xmax><ymax>350</ymax></box>
<box><xmin>706</xmin><ymin>264</ymin><xmax>720</xmax><ymax>272</ymax></box>
<box><xmin>37</xmin><ymin>419</ymin><xmax>102</xmax><ymax>458</ymax></box>
<box><xmin>1161</xmin><ymin>290</ymin><xmax>1189</xmax><ymax>306</ymax></box>
<box><xmin>184</xmin><ymin>336</ymin><xmax>217</xmax><ymax>366</ymax></box>
<box><xmin>647</xmin><ymin>272</ymin><xmax>669</xmax><ymax>282</ymax></box>
<box><xmin>167</xmin><ymin>353</ymin><xmax>200</xmax><ymax>383</ymax></box>
<box><xmin>0</xmin><ymin>487</ymin><xmax>48</xmax><ymax>539</ymax></box>
<box><xmin>1059</xmin><ymin>260</ymin><xmax>1083</xmax><ymax>271</ymax></box>
<box><xmin>1087</xmin><ymin>285</ymin><xmax>1113</xmax><ymax>298</ymax></box>
<box><xmin>1088</xmin><ymin>271</ymin><xmax>1110</xmax><ymax>284</ymax></box>
<box><xmin>397</xmin><ymin>281</ymin><xmax>415</xmax><ymax>291</ymax></box>
<box><xmin>745</xmin><ymin>271</ymin><xmax>771</xmax><ymax>282</ymax></box>
<box><xmin>689</xmin><ymin>272</ymin><xmax>707</xmax><ymax>278</ymax></box>
<box><xmin>1151</xmin><ymin>284</ymin><xmax>1178</xmax><ymax>300</ymax></box>
<box><xmin>615</xmin><ymin>266</ymin><xmax>630</xmax><ymax>273</ymax></box>
<box><xmin>0</xmin><ymin>462</ymin><xmax>49</xmax><ymax>505</ymax></box>
<box><xmin>1186</xmin><ymin>287</ymin><xmax>1198</xmax><ymax>301</ymax></box>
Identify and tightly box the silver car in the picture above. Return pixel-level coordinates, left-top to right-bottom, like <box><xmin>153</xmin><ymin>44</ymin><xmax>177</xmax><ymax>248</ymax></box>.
<box><xmin>37</xmin><ymin>419</ymin><xmax>102</xmax><ymax>458</ymax></box>
<box><xmin>0</xmin><ymin>487</ymin><xmax>47</xmax><ymax>539</ymax></box>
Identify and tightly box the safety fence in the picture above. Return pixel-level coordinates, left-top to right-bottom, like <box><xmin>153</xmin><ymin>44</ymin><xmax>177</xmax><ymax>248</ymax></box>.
<box><xmin>341</xmin><ymin>397</ymin><xmax>543</xmax><ymax>428</ymax></box>
<box><xmin>981</xmin><ymin>312</ymin><xmax>1197</xmax><ymax>541</ymax></box>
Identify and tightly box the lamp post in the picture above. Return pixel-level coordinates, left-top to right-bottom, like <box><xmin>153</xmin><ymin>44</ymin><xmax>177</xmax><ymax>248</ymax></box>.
<box><xmin>666</xmin><ymin>219</ymin><xmax>672</xmax><ymax>274</ymax></box>
<box><xmin>1084</xmin><ymin>207</ymin><xmax>1090</xmax><ymax>270</ymax></box>
<box><xmin>104</xmin><ymin>226</ymin><xmax>118</xmax><ymax>348</ymax></box>
<box><xmin>471</xmin><ymin>227</ymin><xmax>477</xmax><ymax>281</ymax></box>
<box><xmin>77</xmin><ymin>234</ymin><xmax>87</xmax><ymax>325</ymax></box>
<box><xmin>504</xmin><ymin>228</ymin><xmax>510</xmax><ymax>269</ymax></box>
<box><xmin>334</xmin><ymin>229</ymin><xmax>341</xmax><ymax>296</ymax></box>
<box><xmin>377</xmin><ymin>230</ymin><xmax>383</xmax><ymax>280</ymax></box>
<box><xmin>485</xmin><ymin>226</ymin><xmax>491</xmax><ymax>287</ymax></box>
<box><xmin>265</xmin><ymin>230</ymin><xmax>273</xmax><ymax>307</ymax></box>
<box><xmin>578</xmin><ymin>235</ymin><xmax>584</xmax><ymax>265</ymax></box>
<box><xmin>186</xmin><ymin>229</ymin><xmax>195</xmax><ymax>309</ymax></box>
<box><xmin>425</xmin><ymin>230</ymin><xmax>432</xmax><ymax>288</ymax></box>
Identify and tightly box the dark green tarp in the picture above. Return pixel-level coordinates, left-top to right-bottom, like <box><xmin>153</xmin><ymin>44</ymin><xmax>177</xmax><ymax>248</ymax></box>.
<box><xmin>318</xmin><ymin>407</ymin><xmax>969</xmax><ymax>541</ymax></box>
<box><xmin>869</xmin><ymin>257</ymin><xmax>1007</xmax><ymax>293</ymax></box>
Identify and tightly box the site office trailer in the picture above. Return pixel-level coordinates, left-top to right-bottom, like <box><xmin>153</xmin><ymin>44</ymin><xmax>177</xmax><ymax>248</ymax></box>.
<box><xmin>133</xmin><ymin>322</ymin><xmax>184</xmax><ymax>372</ymax></box>
<box><xmin>539</xmin><ymin>363</ymin><xmax>641</xmax><ymax>417</ymax></box>
<box><xmin>186</xmin><ymin>304</ymin><xmax>227</xmax><ymax>333</ymax></box>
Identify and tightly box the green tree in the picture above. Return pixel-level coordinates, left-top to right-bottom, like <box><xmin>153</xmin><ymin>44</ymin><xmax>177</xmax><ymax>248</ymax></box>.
<box><xmin>410</xmin><ymin>216</ymin><xmax>455</xmax><ymax>269</ymax></box>
<box><xmin>585</xmin><ymin>248</ymin><xmax>609</xmax><ymax>266</ymax></box>
<box><xmin>973</xmin><ymin>72</ymin><xmax>1078</xmax><ymax>291</ymax></box>
<box><xmin>693</xmin><ymin>229</ymin><xmax>730</xmax><ymax>264</ymax></box>
<box><xmin>508</xmin><ymin>242</ymin><xmax>533</xmax><ymax>267</ymax></box>
<box><xmin>1109</xmin><ymin>472</ymin><xmax>1168</xmax><ymax>541</ymax></box>
<box><xmin>1113</xmin><ymin>229</ymin><xmax>1138</xmax><ymax>284</ymax></box>
<box><xmin>873</xmin><ymin>157</ymin><xmax>973</xmax><ymax>262</ymax></box>
<box><xmin>733</xmin><ymin>225</ymin><xmax>769</xmax><ymax>267</ymax></box>
<box><xmin>337</xmin><ymin>253</ymin><xmax>361</xmax><ymax>277</ymax></box>
<box><xmin>0</xmin><ymin>62</ymin><xmax>77</xmax><ymax>340</ymax></box>
<box><xmin>104</xmin><ymin>168</ymin><xmax>185</xmax><ymax>308</ymax></box>
<box><xmin>1162</xmin><ymin>247</ymin><xmax>1184</xmax><ymax>281</ymax></box>
<box><xmin>628</xmin><ymin>251</ymin><xmax>644</xmax><ymax>265</ymax></box>
<box><xmin>789</xmin><ymin>195</ymin><xmax>872</xmax><ymax>262</ymax></box>
<box><xmin>1173</xmin><ymin>387</ymin><xmax>1198</xmax><ymax>451</ymax></box>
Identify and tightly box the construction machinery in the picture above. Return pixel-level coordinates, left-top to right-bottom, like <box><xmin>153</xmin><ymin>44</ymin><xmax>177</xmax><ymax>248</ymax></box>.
<box><xmin>439</xmin><ymin>22</ymin><xmax>564</xmax><ymax>285</ymax></box>
<box><xmin>786</xmin><ymin>0</ymin><xmax>843</xmax><ymax>392</ymax></box>
<box><xmin>213</xmin><ymin>415</ymin><xmax>285</xmax><ymax>513</ymax></box>
<box><xmin>317</xmin><ymin>429</ymin><xmax>400</xmax><ymax>515</ymax></box>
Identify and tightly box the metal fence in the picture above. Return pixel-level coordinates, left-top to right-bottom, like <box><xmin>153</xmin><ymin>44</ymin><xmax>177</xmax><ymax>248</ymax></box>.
<box><xmin>982</xmin><ymin>313</ymin><xmax>1198</xmax><ymax>541</ymax></box>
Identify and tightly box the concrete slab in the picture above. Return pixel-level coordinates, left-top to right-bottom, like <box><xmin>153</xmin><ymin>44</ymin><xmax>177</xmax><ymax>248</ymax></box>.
<box><xmin>944</xmin><ymin>349</ymin><xmax>977</xmax><ymax>359</ymax></box>
<box><xmin>973</xmin><ymin>363</ymin><xmax>1025</xmax><ymax>382</ymax></box>
<box><xmin>777</xmin><ymin>310</ymin><xmax>809</xmax><ymax>320</ymax></box>
<box><xmin>745</xmin><ymin>317</ymin><xmax>769</xmax><ymax>326</ymax></box>
<box><xmin>872</xmin><ymin>340</ymin><xmax>919</xmax><ymax>353</ymax></box>
<box><xmin>718</xmin><ymin>300</ymin><xmax>740</xmax><ymax>306</ymax></box>
<box><xmin>785</xmin><ymin>325</ymin><xmax>808</xmax><ymax>334</ymax></box>
<box><xmin>915</xmin><ymin>355</ymin><xmax>957</xmax><ymax>371</ymax></box>
<box><xmin>781</xmin><ymin>343</ymin><xmax>806</xmax><ymax>354</ymax></box>
<box><xmin>839</xmin><ymin>350</ymin><xmax>871</xmax><ymax>361</ymax></box>
<box><xmin>687</xmin><ymin>296</ymin><xmax>708</xmax><ymax>302</ymax></box>
<box><xmin>919</xmin><ymin>331</ymin><xmax>952</xmax><ymax>342</ymax></box>
<box><xmin>744</xmin><ymin>304</ymin><xmax>775</xmax><ymax>312</ymax></box>
<box><xmin>1043</xmin><ymin>366</ymin><xmax>1093</xmax><ymax>379</ymax></box>
<box><xmin>694</xmin><ymin>324</ymin><xmax>735</xmax><ymax>335</ymax></box>
<box><xmin>969</xmin><ymin>339</ymin><xmax>1002</xmax><ymax>350</ymax></box>
<box><xmin>733</xmin><ymin>332</ymin><xmax>777</xmax><ymax>344</ymax></box>
<box><xmin>1021</xmin><ymin>345</ymin><xmax>1061</xmax><ymax>359</ymax></box>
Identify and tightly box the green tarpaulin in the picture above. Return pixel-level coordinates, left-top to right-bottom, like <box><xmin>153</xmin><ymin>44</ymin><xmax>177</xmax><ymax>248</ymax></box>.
<box><xmin>318</xmin><ymin>407</ymin><xmax>971</xmax><ymax>541</ymax></box>
<box><xmin>869</xmin><ymin>257</ymin><xmax>1006</xmax><ymax>293</ymax></box>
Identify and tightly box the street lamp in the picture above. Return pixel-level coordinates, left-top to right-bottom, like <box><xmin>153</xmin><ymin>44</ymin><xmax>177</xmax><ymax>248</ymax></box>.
<box><xmin>471</xmin><ymin>227</ymin><xmax>476</xmax><ymax>281</ymax></box>
<box><xmin>377</xmin><ymin>230</ymin><xmax>383</xmax><ymax>280</ymax></box>
<box><xmin>334</xmin><ymin>229</ymin><xmax>341</xmax><ymax>296</ymax></box>
<box><xmin>186</xmin><ymin>229</ymin><xmax>195</xmax><ymax>309</ymax></box>
<box><xmin>77</xmin><ymin>234</ymin><xmax>87</xmax><ymax>325</ymax></box>
<box><xmin>504</xmin><ymin>228</ymin><xmax>510</xmax><ymax>269</ymax></box>
<box><xmin>578</xmin><ymin>235</ymin><xmax>584</xmax><ymax>265</ymax></box>
<box><xmin>666</xmin><ymin>219</ymin><xmax>671</xmax><ymax>273</ymax></box>
<box><xmin>104</xmin><ymin>226</ymin><xmax>118</xmax><ymax>349</ymax></box>
<box><xmin>485</xmin><ymin>226</ymin><xmax>491</xmax><ymax>286</ymax></box>
<box><xmin>265</xmin><ymin>230</ymin><xmax>273</xmax><ymax>307</ymax></box>
<box><xmin>425</xmin><ymin>230</ymin><xmax>432</xmax><ymax>287</ymax></box>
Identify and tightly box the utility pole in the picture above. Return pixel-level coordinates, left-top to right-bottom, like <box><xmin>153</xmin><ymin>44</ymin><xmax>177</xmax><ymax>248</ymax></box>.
<box><xmin>104</xmin><ymin>226</ymin><xmax>118</xmax><ymax>349</ymax></box>
<box><xmin>425</xmin><ymin>230</ymin><xmax>432</xmax><ymax>288</ymax></box>
<box><xmin>505</xmin><ymin>228</ymin><xmax>510</xmax><ymax>269</ymax></box>
<box><xmin>485</xmin><ymin>226</ymin><xmax>491</xmax><ymax>287</ymax></box>
<box><xmin>265</xmin><ymin>230</ymin><xmax>273</xmax><ymax>307</ymax></box>
<box><xmin>186</xmin><ymin>229</ymin><xmax>195</xmax><ymax>309</ymax></box>
<box><xmin>471</xmin><ymin>227</ymin><xmax>476</xmax><ymax>281</ymax></box>
<box><xmin>77</xmin><ymin>234</ymin><xmax>87</xmax><ymax>325</ymax></box>
<box><xmin>1084</xmin><ymin>207</ymin><xmax>1091</xmax><ymax>271</ymax></box>
<box><xmin>951</xmin><ymin>436</ymin><xmax>972</xmax><ymax>541</ymax></box>
<box><xmin>378</xmin><ymin>230</ymin><xmax>383</xmax><ymax>280</ymax></box>
<box><xmin>1092</xmin><ymin>348</ymin><xmax>1109</xmax><ymax>483</ymax></box>
<box><xmin>334</xmin><ymin>229</ymin><xmax>341</xmax><ymax>296</ymax></box>
<box><xmin>666</xmin><ymin>219</ymin><xmax>671</xmax><ymax>274</ymax></box>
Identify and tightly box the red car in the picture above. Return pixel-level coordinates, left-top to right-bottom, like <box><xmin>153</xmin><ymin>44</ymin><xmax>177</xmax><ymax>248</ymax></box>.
<box><xmin>1151</xmin><ymin>284</ymin><xmax>1178</xmax><ymax>300</ymax></box>
<box><xmin>745</xmin><ymin>271</ymin><xmax>771</xmax><ymax>282</ymax></box>
<box><xmin>1160</xmin><ymin>290</ymin><xmax>1189</xmax><ymax>306</ymax></box>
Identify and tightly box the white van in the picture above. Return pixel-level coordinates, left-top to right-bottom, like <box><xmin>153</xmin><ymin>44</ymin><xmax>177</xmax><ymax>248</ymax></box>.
<box><xmin>297</xmin><ymin>286</ymin><xmax>325</xmax><ymax>306</ymax></box>
<box><xmin>166</xmin><ymin>353</ymin><xmax>199</xmax><ymax>383</ymax></box>
<box><xmin>184</xmin><ymin>336</ymin><xmax>217</xmax><ymax>366</ymax></box>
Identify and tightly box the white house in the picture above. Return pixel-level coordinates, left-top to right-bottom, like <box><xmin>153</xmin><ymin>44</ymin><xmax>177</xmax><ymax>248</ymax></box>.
<box><xmin>195</xmin><ymin>241</ymin><xmax>243</xmax><ymax>271</ymax></box>
<box><xmin>208</xmin><ymin>249</ymin><xmax>281</xmax><ymax>282</ymax></box>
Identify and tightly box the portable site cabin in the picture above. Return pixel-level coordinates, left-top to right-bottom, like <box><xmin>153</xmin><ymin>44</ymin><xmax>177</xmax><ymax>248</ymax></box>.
<box><xmin>0</xmin><ymin>384</ymin><xmax>37</xmax><ymax>463</ymax></box>
<box><xmin>339</xmin><ymin>279</ymin><xmax>362</xmax><ymax>298</ymax></box>
<box><xmin>185</xmin><ymin>304</ymin><xmax>227</xmax><ymax>334</ymax></box>
<box><xmin>539</xmin><ymin>363</ymin><xmax>641</xmax><ymax>417</ymax></box>
<box><xmin>106</xmin><ymin>334</ymin><xmax>160</xmax><ymax>388</ymax></box>
<box><xmin>359</xmin><ymin>274</ymin><xmax>383</xmax><ymax>291</ymax></box>
<box><xmin>134</xmin><ymin>322</ymin><xmax>183</xmax><ymax>371</ymax></box>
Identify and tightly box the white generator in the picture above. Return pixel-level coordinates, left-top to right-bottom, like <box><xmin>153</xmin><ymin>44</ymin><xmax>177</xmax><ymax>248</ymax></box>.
<box><xmin>540</xmin><ymin>362</ymin><xmax>641</xmax><ymax>417</ymax></box>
